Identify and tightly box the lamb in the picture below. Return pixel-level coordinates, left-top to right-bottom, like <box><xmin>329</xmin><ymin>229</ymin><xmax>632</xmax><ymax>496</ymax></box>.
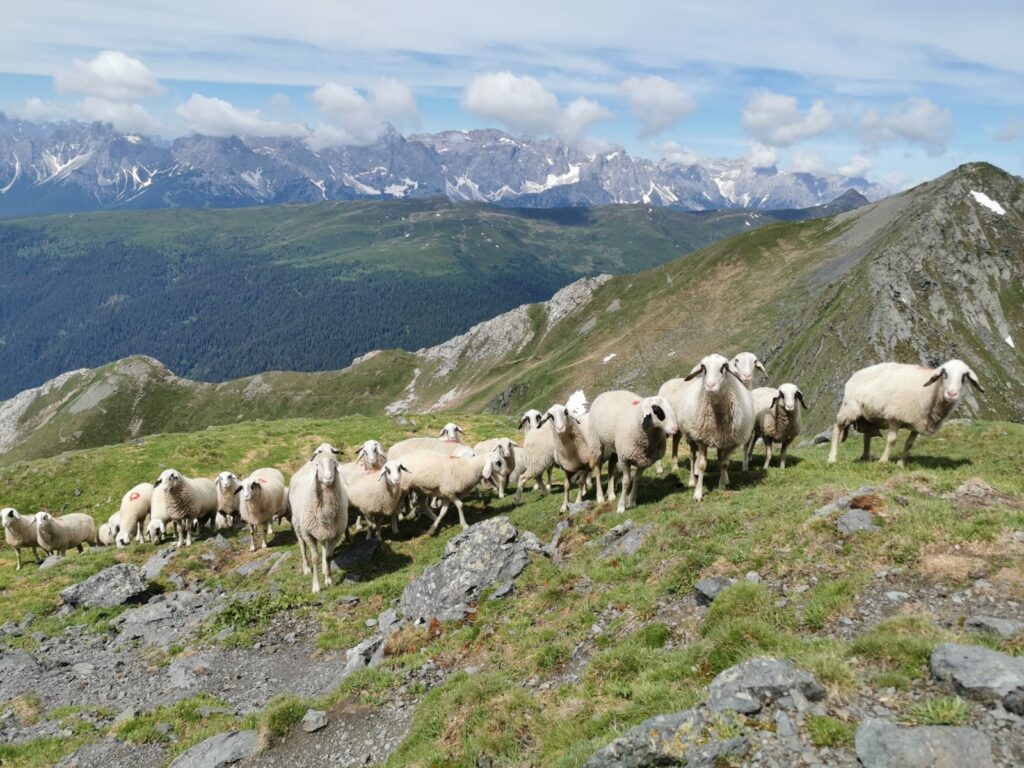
<box><xmin>2</xmin><ymin>508</ymin><xmax>42</xmax><ymax>569</ymax></box>
<box><xmin>340</xmin><ymin>440</ymin><xmax>386</xmax><ymax>482</ymax></box>
<box><xmin>587</xmin><ymin>391</ymin><xmax>679</xmax><ymax>513</ymax></box>
<box><xmin>399</xmin><ymin>449</ymin><xmax>505</xmax><ymax>535</ymax></box>
<box><xmin>215</xmin><ymin>472</ymin><xmax>241</xmax><ymax>527</ymax></box>
<box><xmin>346</xmin><ymin>461</ymin><xmax>409</xmax><ymax>540</ymax></box>
<box><xmin>387</xmin><ymin>424</ymin><xmax>469</xmax><ymax>461</ymax></box>
<box><xmin>729</xmin><ymin>352</ymin><xmax>767</xmax><ymax>390</ymax></box>
<box><xmin>473</xmin><ymin>437</ymin><xmax>517</xmax><ymax>498</ymax></box>
<box><xmin>236</xmin><ymin>468</ymin><xmax>289</xmax><ymax>552</ymax></box>
<box><xmin>671</xmin><ymin>353</ymin><xmax>754</xmax><ymax>501</ymax></box>
<box><xmin>827</xmin><ymin>359</ymin><xmax>983</xmax><ymax>467</ymax></box>
<box><xmin>540</xmin><ymin>392</ymin><xmax>605</xmax><ymax>512</ymax></box>
<box><xmin>153</xmin><ymin>469</ymin><xmax>218</xmax><ymax>547</ymax></box>
<box><xmin>34</xmin><ymin>511</ymin><xmax>97</xmax><ymax>556</ymax></box>
<box><xmin>289</xmin><ymin>444</ymin><xmax>348</xmax><ymax>594</ymax></box>
<box><xmin>514</xmin><ymin>410</ymin><xmax>556</xmax><ymax>502</ymax></box>
<box><xmin>114</xmin><ymin>483</ymin><xmax>154</xmax><ymax>547</ymax></box>
<box><xmin>745</xmin><ymin>383</ymin><xmax>806</xmax><ymax>470</ymax></box>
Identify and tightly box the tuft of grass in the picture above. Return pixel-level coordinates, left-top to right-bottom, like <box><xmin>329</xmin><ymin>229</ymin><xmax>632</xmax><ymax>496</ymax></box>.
<box><xmin>700</xmin><ymin>582</ymin><xmax>792</xmax><ymax>673</ymax></box>
<box><xmin>262</xmin><ymin>695</ymin><xmax>308</xmax><ymax>738</ymax></box>
<box><xmin>806</xmin><ymin>714</ymin><xmax>857</xmax><ymax>747</ymax></box>
<box><xmin>801</xmin><ymin>577</ymin><xmax>864</xmax><ymax>630</ymax></box>
<box><xmin>849</xmin><ymin>617</ymin><xmax>948</xmax><ymax>680</ymax></box>
<box><xmin>8</xmin><ymin>694</ymin><xmax>42</xmax><ymax>726</ymax></box>
<box><xmin>906</xmin><ymin>695</ymin><xmax>970</xmax><ymax>726</ymax></box>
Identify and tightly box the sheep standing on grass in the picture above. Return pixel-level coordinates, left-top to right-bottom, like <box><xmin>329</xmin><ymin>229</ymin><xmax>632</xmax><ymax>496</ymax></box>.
<box><xmin>515</xmin><ymin>410</ymin><xmax>555</xmax><ymax>502</ymax></box>
<box><xmin>541</xmin><ymin>392</ymin><xmax>605</xmax><ymax>512</ymax></box>
<box><xmin>474</xmin><ymin>437</ymin><xmax>517</xmax><ymax>498</ymax></box>
<box><xmin>671</xmin><ymin>354</ymin><xmax>754</xmax><ymax>501</ymax></box>
<box><xmin>236</xmin><ymin>468</ymin><xmax>289</xmax><ymax>552</ymax></box>
<box><xmin>587</xmin><ymin>392</ymin><xmax>679</xmax><ymax>513</ymax></box>
<box><xmin>215</xmin><ymin>472</ymin><xmax>241</xmax><ymax>527</ymax></box>
<box><xmin>147</xmin><ymin>489</ymin><xmax>172</xmax><ymax>543</ymax></box>
<box><xmin>35</xmin><ymin>511</ymin><xmax>97</xmax><ymax>556</ymax></box>
<box><xmin>347</xmin><ymin>461</ymin><xmax>409</xmax><ymax>540</ymax></box>
<box><xmin>399</xmin><ymin>450</ymin><xmax>505</xmax><ymax>535</ymax></box>
<box><xmin>745</xmin><ymin>383</ymin><xmax>806</xmax><ymax>470</ymax></box>
<box><xmin>2</xmin><ymin>508</ymin><xmax>42</xmax><ymax>569</ymax></box>
<box><xmin>289</xmin><ymin>444</ymin><xmax>348</xmax><ymax>594</ymax></box>
<box><xmin>114</xmin><ymin>483</ymin><xmax>154</xmax><ymax>547</ymax></box>
<box><xmin>153</xmin><ymin>470</ymin><xmax>217</xmax><ymax>548</ymax></box>
<box><xmin>828</xmin><ymin>359</ymin><xmax>983</xmax><ymax>467</ymax></box>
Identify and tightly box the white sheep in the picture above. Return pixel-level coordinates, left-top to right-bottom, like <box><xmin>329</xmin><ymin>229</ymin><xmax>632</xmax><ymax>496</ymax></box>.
<box><xmin>340</xmin><ymin>440</ymin><xmax>386</xmax><ymax>482</ymax></box>
<box><xmin>671</xmin><ymin>353</ymin><xmax>754</xmax><ymax>501</ymax></box>
<box><xmin>387</xmin><ymin>424</ymin><xmax>468</xmax><ymax>461</ymax></box>
<box><xmin>514</xmin><ymin>410</ymin><xmax>556</xmax><ymax>502</ymax></box>
<box><xmin>106</xmin><ymin>511</ymin><xmax>121</xmax><ymax>540</ymax></box>
<box><xmin>540</xmin><ymin>392</ymin><xmax>605</xmax><ymax>512</ymax></box>
<box><xmin>153</xmin><ymin>470</ymin><xmax>217</xmax><ymax>547</ymax></box>
<box><xmin>98</xmin><ymin>523</ymin><xmax>116</xmax><ymax>546</ymax></box>
<box><xmin>744</xmin><ymin>383</ymin><xmax>806</xmax><ymax>470</ymax></box>
<box><xmin>587</xmin><ymin>391</ymin><xmax>679</xmax><ymax>513</ymax></box>
<box><xmin>399</xmin><ymin>449</ymin><xmax>505</xmax><ymax>535</ymax></box>
<box><xmin>289</xmin><ymin>444</ymin><xmax>348</xmax><ymax>594</ymax></box>
<box><xmin>215</xmin><ymin>472</ymin><xmax>241</xmax><ymax>527</ymax></box>
<box><xmin>114</xmin><ymin>483</ymin><xmax>154</xmax><ymax>547</ymax></box>
<box><xmin>827</xmin><ymin>359</ymin><xmax>983</xmax><ymax>467</ymax></box>
<box><xmin>346</xmin><ymin>461</ymin><xmax>409</xmax><ymax>540</ymax></box>
<box><xmin>473</xmin><ymin>437</ymin><xmax>517</xmax><ymax>498</ymax></box>
<box><xmin>729</xmin><ymin>352</ymin><xmax>768</xmax><ymax>390</ymax></box>
<box><xmin>35</xmin><ymin>511</ymin><xmax>97</xmax><ymax>556</ymax></box>
<box><xmin>2</xmin><ymin>508</ymin><xmax>42</xmax><ymax>569</ymax></box>
<box><xmin>146</xmin><ymin>489</ymin><xmax>172</xmax><ymax>543</ymax></box>
<box><xmin>236</xmin><ymin>468</ymin><xmax>288</xmax><ymax>552</ymax></box>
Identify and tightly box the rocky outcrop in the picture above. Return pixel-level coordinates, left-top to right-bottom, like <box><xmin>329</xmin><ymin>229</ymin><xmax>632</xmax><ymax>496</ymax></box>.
<box><xmin>855</xmin><ymin>717</ymin><xmax>994</xmax><ymax>768</ymax></box>
<box><xmin>60</xmin><ymin>564</ymin><xmax>149</xmax><ymax>608</ymax></box>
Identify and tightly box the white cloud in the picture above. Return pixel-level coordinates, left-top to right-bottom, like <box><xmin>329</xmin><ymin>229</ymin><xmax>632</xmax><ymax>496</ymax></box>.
<box><xmin>267</xmin><ymin>92</ymin><xmax>292</xmax><ymax>116</ymax></box>
<box><xmin>176</xmin><ymin>94</ymin><xmax>307</xmax><ymax>138</ymax></box>
<box><xmin>310</xmin><ymin>79</ymin><xmax>420</xmax><ymax>146</ymax></box>
<box><xmin>9</xmin><ymin>97</ymin><xmax>74</xmax><ymax>123</ymax></box>
<box><xmin>620</xmin><ymin>75</ymin><xmax>695</xmax><ymax>137</ymax></box>
<box><xmin>742</xmin><ymin>92</ymin><xmax>834</xmax><ymax>147</ymax></box>
<box><xmin>653</xmin><ymin>140</ymin><xmax>700</xmax><ymax>165</ymax></box>
<box><xmin>54</xmin><ymin>50</ymin><xmax>162</xmax><ymax>102</ymax></box>
<box><xmin>858</xmin><ymin>97</ymin><xmax>952</xmax><ymax>156</ymax></box>
<box><xmin>838</xmin><ymin>154</ymin><xmax>873</xmax><ymax>178</ymax></box>
<box><xmin>10</xmin><ymin>95</ymin><xmax>159</xmax><ymax>134</ymax></box>
<box><xmin>747</xmin><ymin>142</ymin><xmax>778</xmax><ymax>169</ymax></box>
<box><xmin>994</xmin><ymin>115</ymin><xmax>1021</xmax><ymax>142</ymax></box>
<box><xmin>789</xmin><ymin>150</ymin><xmax>826</xmax><ymax>174</ymax></box>
<box><xmin>461</xmin><ymin>71</ymin><xmax>611</xmax><ymax>140</ymax></box>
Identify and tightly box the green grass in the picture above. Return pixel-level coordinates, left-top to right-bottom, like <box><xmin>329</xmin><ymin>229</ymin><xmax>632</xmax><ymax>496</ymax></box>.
<box><xmin>806</xmin><ymin>714</ymin><xmax>857</xmax><ymax>747</ymax></box>
<box><xmin>905</xmin><ymin>695</ymin><xmax>971</xmax><ymax>726</ymax></box>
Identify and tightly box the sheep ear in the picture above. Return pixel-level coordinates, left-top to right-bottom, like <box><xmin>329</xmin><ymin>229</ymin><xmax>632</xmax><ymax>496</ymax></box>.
<box><xmin>331</xmin><ymin>448</ymin><xmax>342</xmax><ymax>456</ymax></box>
<box><xmin>641</xmin><ymin>413</ymin><xmax>653</xmax><ymax>429</ymax></box>
<box><xmin>755</xmin><ymin>360</ymin><xmax>767</xmax><ymax>375</ymax></box>
<box><xmin>683</xmin><ymin>363</ymin><xmax>704</xmax><ymax>381</ymax></box>
<box><xmin>517</xmin><ymin>416</ymin><xmax>529</xmax><ymax>428</ymax></box>
<box><xmin>923</xmin><ymin>368</ymin><xmax>945</xmax><ymax>387</ymax></box>
<box><xmin>771</xmin><ymin>395</ymin><xmax>780</xmax><ymax>409</ymax></box>
<box><xmin>966</xmin><ymin>371</ymin><xmax>984</xmax><ymax>393</ymax></box>
<box><xmin>153</xmin><ymin>478</ymin><xmax>162</xmax><ymax>487</ymax></box>
<box><xmin>652</xmin><ymin>404</ymin><xmax>665</xmax><ymax>421</ymax></box>
<box><xmin>726</xmin><ymin>367</ymin><xmax>745</xmax><ymax>383</ymax></box>
<box><xmin>797</xmin><ymin>391</ymin><xmax>808</xmax><ymax>409</ymax></box>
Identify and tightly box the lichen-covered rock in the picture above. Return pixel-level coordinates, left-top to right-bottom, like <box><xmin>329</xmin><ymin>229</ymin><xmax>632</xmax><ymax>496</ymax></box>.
<box><xmin>707</xmin><ymin>657</ymin><xmax>825</xmax><ymax>713</ymax></box>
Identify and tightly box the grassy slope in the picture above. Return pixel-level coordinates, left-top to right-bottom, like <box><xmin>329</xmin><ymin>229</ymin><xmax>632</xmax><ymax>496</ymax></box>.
<box><xmin>1</xmin><ymin>414</ymin><xmax>1022</xmax><ymax>766</ymax></box>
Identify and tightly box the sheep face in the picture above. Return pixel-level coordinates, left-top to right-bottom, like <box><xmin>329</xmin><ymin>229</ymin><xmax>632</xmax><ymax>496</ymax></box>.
<box><xmin>924</xmin><ymin>359</ymin><xmax>983</xmax><ymax>403</ymax></box>
<box><xmin>148</xmin><ymin>520</ymin><xmax>165</xmax><ymax>543</ymax></box>
<box><xmin>640</xmin><ymin>397</ymin><xmax>679</xmax><ymax>435</ymax></box>
<box><xmin>34</xmin><ymin>511</ymin><xmax>53</xmax><ymax>528</ymax></box>
<box><xmin>357</xmin><ymin>440</ymin><xmax>385</xmax><ymax>469</ymax></box>
<box><xmin>684</xmin><ymin>353</ymin><xmax>740</xmax><ymax>394</ymax></box>
<box><xmin>312</xmin><ymin>442</ymin><xmax>342</xmax><ymax>459</ymax></box>
<box><xmin>519</xmin><ymin>409</ymin><xmax>543</xmax><ymax>430</ymax></box>
<box><xmin>730</xmin><ymin>352</ymin><xmax>766</xmax><ymax>385</ymax></box>
<box><xmin>482</xmin><ymin>454</ymin><xmax>507</xmax><ymax>485</ymax></box>
<box><xmin>155</xmin><ymin>469</ymin><xmax>182</xmax><ymax>493</ymax></box>
<box><xmin>216</xmin><ymin>471</ymin><xmax>238</xmax><ymax>490</ymax></box>
<box><xmin>541</xmin><ymin>404</ymin><xmax>573</xmax><ymax>434</ymax></box>
<box><xmin>312</xmin><ymin>452</ymin><xmax>340</xmax><ymax>488</ymax></box>
<box><xmin>493</xmin><ymin>437</ymin><xmax>514</xmax><ymax>459</ymax></box>
<box><xmin>774</xmin><ymin>383</ymin><xmax>806</xmax><ymax>413</ymax></box>
<box><xmin>240</xmin><ymin>478</ymin><xmax>265</xmax><ymax>502</ymax></box>
<box><xmin>379</xmin><ymin>461</ymin><xmax>408</xmax><ymax>487</ymax></box>
<box><xmin>439</xmin><ymin>423</ymin><xmax>464</xmax><ymax>441</ymax></box>
<box><xmin>1</xmin><ymin>507</ymin><xmax>18</xmax><ymax>528</ymax></box>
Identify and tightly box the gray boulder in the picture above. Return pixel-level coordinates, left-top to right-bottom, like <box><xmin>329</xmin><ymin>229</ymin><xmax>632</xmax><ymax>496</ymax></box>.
<box><xmin>301</xmin><ymin>709</ymin><xmax>328</xmax><ymax>733</ymax></box>
<box><xmin>707</xmin><ymin>657</ymin><xmax>825</xmax><ymax>714</ymax></box>
<box><xmin>582</xmin><ymin>708</ymin><xmax>748</xmax><ymax>768</ymax></box>
<box><xmin>930</xmin><ymin>643</ymin><xmax>1024</xmax><ymax>701</ymax></box>
<box><xmin>694</xmin><ymin>576</ymin><xmax>734</xmax><ymax>606</ymax></box>
<box><xmin>112</xmin><ymin>590</ymin><xmax>220</xmax><ymax>648</ymax></box>
<box><xmin>964</xmin><ymin>616</ymin><xmax>1024</xmax><ymax>640</ymax></box>
<box><xmin>836</xmin><ymin>508</ymin><xmax>879</xmax><ymax>534</ymax></box>
<box><xmin>143</xmin><ymin>548</ymin><xmax>177</xmax><ymax>580</ymax></box>
<box><xmin>855</xmin><ymin>717</ymin><xmax>993</xmax><ymax>768</ymax></box>
<box><xmin>169</xmin><ymin>730</ymin><xmax>259</xmax><ymax>767</ymax></box>
<box><xmin>39</xmin><ymin>554</ymin><xmax>64</xmax><ymax>570</ymax></box>
<box><xmin>60</xmin><ymin>564</ymin><xmax>149</xmax><ymax>608</ymax></box>
<box><xmin>598</xmin><ymin>521</ymin><xmax>652</xmax><ymax>559</ymax></box>
<box><xmin>400</xmin><ymin>517</ymin><xmax>530</xmax><ymax>623</ymax></box>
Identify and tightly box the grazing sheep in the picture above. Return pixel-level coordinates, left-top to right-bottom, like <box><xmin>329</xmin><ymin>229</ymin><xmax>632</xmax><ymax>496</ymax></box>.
<box><xmin>98</xmin><ymin>523</ymin><xmax>116</xmax><ymax>546</ymax></box>
<box><xmin>587</xmin><ymin>391</ymin><xmax>679</xmax><ymax>513</ymax></box>
<box><xmin>2</xmin><ymin>508</ymin><xmax>42</xmax><ymax>569</ymax></box>
<box><xmin>474</xmin><ymin>437</ymin><xmax>517</xmax><ymax>498</ymax></box>
<box><xmin>153</xmin><ymin>470</ymin><xmax>217</xmax><ymax>547</ymax></box>
<box><xmin>340</xmin><ymin>440</ymin><xmax>386</xmax><ymax>482</ymax></box>
<box><xmin>289</xmin><ymin>444</ymin><xmax>348</xmax><ymax>594</ymax></box>
<box><xmin>745</xmin><ymin>383</ymin><xmax>806</xmax><ymax>470</ymax></box>
<box><xmin>515</xmin><ymin>411</ymin><xmax>556</xmax><ymax>501</ymax></box>
<box><xmin>236</xmin><ymin>468</ymin><xmax>288</xmax><ymax>552</ymax></box>
<box><xmin>114</xmin><ymin>483</ymin><xmax>154</xmax><ymax>547</ymax></box>
<box><xmin>828</xmin><ymin>359</ymin><xmax>983</xmax><ymax>467</ymax></box>
<box><xmin>215</xmin><ymin>472</ymin><xmax>241</xmax><ymax>527</ymax></box>
<box><xmin>347</xmin><ymin>461</ymin><xmax>409</xmax><ymax>540</ymax></box>
<box><xmin>399</xmin><ymin>449</ymin><xmax>505</xmax><ymax>535</ymax></box>
<box><xmin>35</xmin><ymin>511</ymin><xmax>97</xmax><ymax>556</ymax></box>
<box><xmin>106</xmin><ymin>511</ymin><xmax>121</xmax><ymax>540</ymax></box>
<box><xmin>672</xmin><ymin>354</ymin><xmax>755</xmax><ymax>501</ymax></box>
<box><xmin>729</xmin><ymin>352</ymin><xmax>768</xmax><ymax>390</ymax></box>
<box><xmin>540</xmin><ymin>392</ymin><xmax>605</xmax><ymax>512</ymax></box>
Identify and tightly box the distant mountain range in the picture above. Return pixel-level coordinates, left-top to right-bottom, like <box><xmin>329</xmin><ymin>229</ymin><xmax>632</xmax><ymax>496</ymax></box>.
<box><xmin>0</xmin><ymin>114</ymin><xmax>886</xmax><ymax>217</ymax></box>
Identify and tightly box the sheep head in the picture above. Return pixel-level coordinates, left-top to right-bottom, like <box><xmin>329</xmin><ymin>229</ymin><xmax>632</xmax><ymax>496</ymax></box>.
<box><xmin>439</xmin><ymin>423</ymin><xmax>464</xmax><ymax>441</ymax></box>
<box><xmin>33</xmin><ymin>511</ymin><xmax>53</xmax><ymax>529</ymax></box>
<box><xmin>1</xmin><ymin>507</ymin><xmax>19</xmax><ymax>528</ymax></box>
<box><xmin>312</xmin><ymin>451</ymin><xmax>340</xmax><ymax>488</ymax></box>
<box><xmin>378</xmin><ymin>460</ymin><xmax>408</xmax><ymax>488</ymax></box>
<box><xmin>772</xmin><ymin>383</ymin><xmax>806</xmax><ymax>413</ymax></box>
<box><xmin>155</xmin><ymin>469</ymin><xmax>182</xmax><ymax>493</ymax></box>
<box><xmin>519</xmin><ymin>409</ymin><xmax>543</xmax><ymax>430</ymax></box>
<box><xmin>684</xmin><ymin>353</ymin><xmax>742</xmax><ymax>394</ymax></box>
<box><xmin>541</xmin><ymin>404</ymin><xmax>574</xmax><ymax>435</ymax></box>
<box><xmin>923</xmin><ymin>359</ymin><xmax>983</xmax><ymax>401</ymax></box>
<box><xmin>357</xmin><ymin>440</ymin><xmax>386</xmax><ymax>469</ymax></box>
<box><xmin>730</xmin><ymin>352</ymin><xmax>767</xmax><ymax>385</ymax></box>
<box><xmin>216</xmin><ymin>471</ymin><xmax>239</xmax><ymax>491</ymax></box>
<box><xmin>639</xmin><ymin>396</ymin><xmax>679</xmax><ymax>435</ymax></box>
<box><xmin>311</xmin><ymin>443</ymin><xmax>342</xmax><ymax>459</ymax></box>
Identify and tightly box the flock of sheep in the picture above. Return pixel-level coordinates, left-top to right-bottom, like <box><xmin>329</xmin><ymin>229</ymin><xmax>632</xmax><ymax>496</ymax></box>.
<box><xmin>2</xmin><ymin>352</ymin><xmax>982</xmax><ymax>594</ymax></box>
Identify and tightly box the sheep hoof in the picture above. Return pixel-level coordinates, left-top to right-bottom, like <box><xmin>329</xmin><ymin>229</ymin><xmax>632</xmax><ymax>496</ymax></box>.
<box><xmin>312</xmin><ymin>583</ymin><xmax>321</xmax><ymax>595</ymax></box>
<box><xmin>616</xmin><ymin>503</ymin><xmax>626</xmax><ymax>514</ymax></box>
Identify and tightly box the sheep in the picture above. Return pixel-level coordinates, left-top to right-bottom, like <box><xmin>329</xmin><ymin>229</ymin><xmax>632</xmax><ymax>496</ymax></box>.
<box><xmin>98</xmin><ymin>523</ymin><xmax>116</xmax><ymax>546</ymax></box>
<box><xmin>387</xmin><ymin>424</ymin><xmax>468</xmax><ymax>461</ymax></box>
<box><xmin>514</xmin><ymin>410</ymin><xmax>556</xmax><ymax>502</ymax></box>
<box><xmin>147</xmin><ymin>488</ymin><xmax>172</xmax><ymax>543</ymax></box>
<box><xmin>2</xmin><ymin>508</ymin><xmax>42</xmax><ymax>569</ymax></box>
<box><xmin>34</xmin><ymin>511</ymin><xmax>97</xmax><ymax>556</ymax></box>
<box><xmin>106</xmin><ymin>511</ymin><xmax>121</xmax><ymax>540</ymax></box>
<box><xmin>114</xmin><ymin>483</ymin><xmax>154</xmax><ymax>547</ymax></box>
<box><xmin>399</xmin><ymin>449</ymin><xmax>505</xmax><ymax>535</ymax></box>
<box><xmin>346</xmin><ymin>461</ymin><xmax>409</xmax><ymax>540</ymax></box>
<box><xmin>540</xmin><ymin>392</ymin><xmax>605</xmax><ymax>513</ymax></box>
<box><xmin>215</xmin><ymin>472</ymin><xmax>241</xmax><ymax>527</ymax></box>
<box><xmin>671</xmin><ymin>353</ymin><xmax>755</xmax><ymax>501</ymax></box>
<box><xmin>236</xmin><ymin>468</ymin><xmax>289</xmax><ymax>552</ymax></box>
<box><xmin>474</xmin><ymin>437</ymin><xmax>517</xmax><ymax>498</ymax></box>
<box><xmin>744</xmin><ymin>383</ymin><xmax>806</xmax><ymax>470</ymax></box>
<box><xmin>289</xmin><ymin>444</ymin><xmax>348</xmax><ymax>594</ymax></box>
<box><xmin>153</xmin><ymin>470</ymin><xmax>218</xmax><ymax>547</ymax></box>
<box><xmin>587</xmin><ymin>391</ymin><xmax>679</xmax><ymax>513</ymax></box>
<box><xmin>827</xmin><ymin>359</ymin><xmax>983</xmax><ymax>467</ymax></box>
<box><xmin>729</xmin><ymin>352</ymin><xmax>768</xmax><ymax>390</ymax></box>
<box><xmin>340</xmin><ymin>440</ymin><xmax>386</xmax><ymax>482</ymax></box>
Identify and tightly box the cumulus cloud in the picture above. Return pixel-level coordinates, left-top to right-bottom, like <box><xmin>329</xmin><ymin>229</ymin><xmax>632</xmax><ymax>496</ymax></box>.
<box><xmin>461</xmin><ymin>71</ymin><xmax>611</xmax><ymax>141</ymax></box>
<box><xmin>742</xmin><ymin>92</ymin><xmax>833</xmax><ymax>147</ymax></box>
<box><xmin>11</xmin><ymin>95</ymin><xmax>159</xmax><ymax>134</ymax></box>
<box><xmin>789</xmin><ymin>150</ymin><xmax>826</xmax><ymax>174</ymax></box>
<box><xmin>653</xmin><ymin>139</ymin><xmax>700</xmax><ymax>166</ymax></box>
<box><xmin>310</xmin><ymin>79</ymin><xmax>420</xmax><ymax>146</ymax></box>
<box><xmin>620</xmin><ymin>75</ymin><xmax>695</xmax><ymax>137</ymax></box>
<box><xmin>177</xmin><ymin>94</ymin><xmax>307</xmax><ymax>138</ymax></box>
<box><xmin>858</xmin><ymin>97</ymin><xmax>952</xmax><ymax>156</ymax></box>
<box><xmin>54</xmin><ymin>50</ymin><xmax>162</xmax><ymax>102</ymax></box>
<box><xmin>838</xmin><ymin>154</ymin><xmax>873</xmax><ymax>178</ymax></box>
<box><xmin>747</xmin><ymin>142</ymin><xmax>779</xmax><ymax>169</ymax></box>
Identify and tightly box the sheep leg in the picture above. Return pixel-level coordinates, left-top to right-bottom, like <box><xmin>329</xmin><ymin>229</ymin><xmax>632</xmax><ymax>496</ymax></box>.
<box><xmin>763</xmin><ymin>439</ymin><xmax>774</xmax><ymax>470</ymax></box>
<box><xmin>779</xmin><ymin>439</ymin><xmax>791</xmax><ymax>470</ymax></box>
<box><xmin>248</xmin><ymin>525</ymin><xmax>257</xmax><ymax>553</ymax></box>
<box><xmin>496</xmin><ymin>476</ymin><xmax>506</xmax><ymax>499</ymax></box>
<box><xmin>560</xmin><ymin>479</ymin><xmax>570</xmax><ymax>513</ymax></box>
<box><xmin>687</xmin><ymin>440</ymin><xmax>698</xmax><ymax>488</ymax></box>
<box><xmin>693</xmin><ymin>445</ymin><xmax>708</xmax><ymax>501</ymax></box>
<box><xmin>606</xmin><ymin>453</ymin><xmax>618</xmax><ymax>501</ymax></box>
<box><xmin>308</xmin><ymin>540</ymin><xmax>322</xmax><ymax>594</ymax></box>
<box><xmin>262</xmin><ymin>523</ymin><xmax>270</xmax><ymax>549</ymax></box>
<box><xmin>545</xmin><ymin>468</ymin><xmax>553</xmax><ymax>493</ymax></box>
<box><xmin>297</xmin><ymin>534</ymin><xmax>312</xmax><ymax>575</ymax></box>
<box><xmin>15</xmin><ymin>548</ymin><xmax>22</xmax><ymax>570</ymax></box>
<box><xmin>670</xmin><ymin>432</ymin><xmax>682</xmax><ymax>472</ymax></box>
<box><xmin>591</xmin><ymin>462</ymin><xmax>605</xmax><ymax>503</ymax></box>
<box><xmin>718</xmin><ymin>447</ymin><xmax>735</xmax><ymax>488</ymax></box>
<box><xmin>879</xmin><ymin>425</ymin><xmax>899</xmax><ymax>463</ymax></box>
<box><xmin>617</xmin><ymin>465</ymin><xmax>631</xmax><ymax>514</ymax></box>
<box><xmin>33</xmin><ymin>546</ymin><xmax>41</xmax><ymax>564</ymax></box>
<box><xmin>827</xmin><ymin>423</ymin><xmax>843</xmax><ymax>464</ymax></box>
<box><xmin>897</xmin><ymin>431</ymin><xmax>918</xmax><ymax>468</ymax></box>
<box><xmin>655</xmin><ymin>458</ymin><xmax>664</xmax><ymax>477</ymax></box>
<box><xmin>861</xmin><ymin>431</ymin><xmax>873</xmax><ymax>461</ymax></box>
<box><xmin>428</xmin><ymin>502</ymin><xmax>451</xmax><ymax>536</ymax></box>
<box><xmin>454</xmin><ymin>498</ymin><xmax>469</xmax><ymax>530</ymax></box>
<box><xmin>135</xmin><ymin>523</ymin><xmax>143</xmax><ymax>544</ymax></box>
<box><xmin>514</xmin><ymin>475</ymin><xmax>525</xmax><ymax>505</ymax></box>
<box><xmin>77</xmin><ymin>543</ymin><xmax>84</xmax><ymax>554</ymax></box>
<box><xmin>320</xmin><ymin>542</ymin><xmax>333</xmax><ymax>588</ymax></box>
<box><xmin>630</xmin><ymin>468</ymin><xmax>642</xmax><ymax>508</ymax></box>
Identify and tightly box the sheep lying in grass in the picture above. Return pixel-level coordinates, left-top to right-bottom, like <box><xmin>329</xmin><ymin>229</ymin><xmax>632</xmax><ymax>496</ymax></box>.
<box><xmin>35</xmin><ymin>511</ymin><xmax>97</xmax><ymax>556</ymax></box>
<box><xmin>745</xmin><ymin>383</ymin><xmax>806</xmax><ymax>470</ymax></box>
<box><xmin>347</xmin><ymin>461</ymin><xmax>408</xmax><ymax>540</ymax></box>
<box><xmin>729</xmin><ymin>352</ymin><xmax>767</xmax><ymax>390</ymax></box>
<box><xmin>587</xmin><ymin>391</ymin><xmax>679</xmax><ymax>513</ymax></box>
<box><xmin>541</xmin><ymin>392</ymin><xmax>604</xmax><ymax>512</ymax></box>
<box><xmin>399</xmin><ymin>449</ymin><xmax>505</xmax><ymax>535</ymax></box>
<box><xmin>515</xmin><ymin>410</ymin><xmax>555</xmax><ymax>502</ymax></box>
<box><xmin>114</xmin><ymin>482</ymin><xmax>154</xmax><ymax>547</ymax></box>
<box><xmin>2</xmin><ymin>508</ymin><xmax>42</xmax><ymax>569</ymax></box>
<box><xmin>153</xmin><ymin>470</ymin><xmax>217</xmax><ymax>548</ymax></box>
<box><xmin>828</xmin><ymin>359</ymin><xmax>983</xmax><ymax>467</ymax></box>
<box><xmin>215</xmin><ymin>472</ymin><xmax>241</xmax><ymax>527</ymax></box>
<box><xmin>236</xmin><ymin>468</ymin><xmax>289</xmax><ymax>552</ymax></box>
<box><xmin>290</xmin><ymin>444</ymin><xmax>348</xmax><ymax>594</ymax></box>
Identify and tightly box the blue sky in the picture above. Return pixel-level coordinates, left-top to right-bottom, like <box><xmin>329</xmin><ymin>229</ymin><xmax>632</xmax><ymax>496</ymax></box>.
<box><xmin>3</xmin><ymin>0</ymin><xmax>1023</xmax><ymax>188</ymax></box>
